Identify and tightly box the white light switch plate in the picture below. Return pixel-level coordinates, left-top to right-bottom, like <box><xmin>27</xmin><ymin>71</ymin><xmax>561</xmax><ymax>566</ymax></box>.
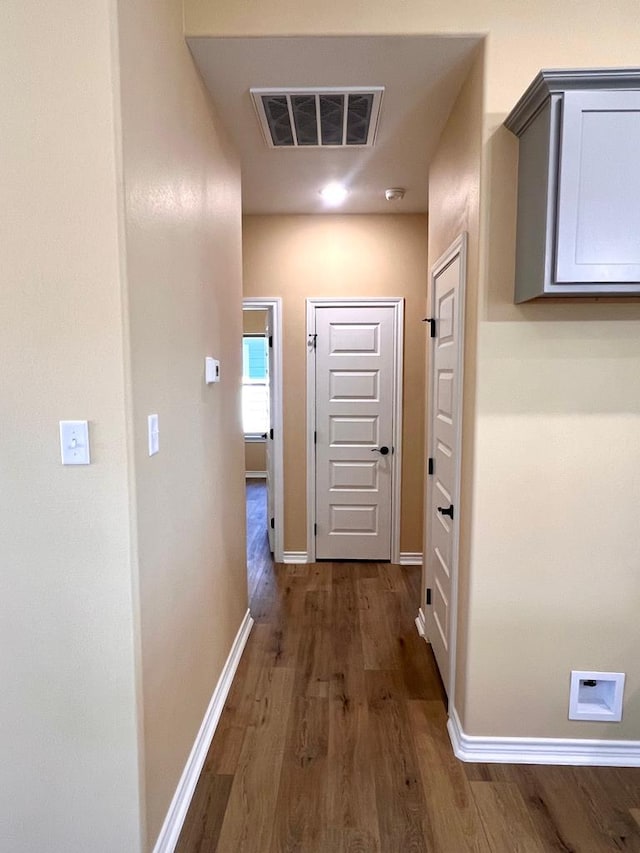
<box><xmin>148</xmin><ymin>414</ymin><xmax>159</xmax><ymax>456</ymax></box>
<box><xmin>60</xmin><ymin>420</ymin><xmax>90</xmax><ymax>465</ymax></box>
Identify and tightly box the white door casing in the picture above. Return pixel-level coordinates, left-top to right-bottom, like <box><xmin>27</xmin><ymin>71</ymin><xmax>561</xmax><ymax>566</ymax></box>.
<box><xmin>265</xmin><ymin>307</ymin><xmax>275</xmax><ymax>553</ymax></box>
<box><xmin>424</xmin><ymin>234</ymin><xmax>466</xmax><ymax>698</ymax></box>
<box><xmin>307</xmin><ymin>299</ymin><xmax>404</xmax><ymax>563</ymax></box>
<box><xmin>242</xmin><ymin>298</ymin><xmax>284</xmax><ymax>562</ymax></box>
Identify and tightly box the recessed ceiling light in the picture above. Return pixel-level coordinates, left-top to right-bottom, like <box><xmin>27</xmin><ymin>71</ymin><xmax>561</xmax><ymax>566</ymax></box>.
<box><xmin>319</xmin><ymin>182</ymin><xmax>349</xmax><ymax>206</ymax></box>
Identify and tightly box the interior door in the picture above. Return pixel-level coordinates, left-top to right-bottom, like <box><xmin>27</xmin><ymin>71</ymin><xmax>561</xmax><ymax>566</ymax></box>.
<box><xmin>314</xmin><ymin>305</ymin><xmax>395</xmax><ymax>561</ymax></box>
<box><xmin>265</xmin><ymin>307</ymin><xmax>275</xmax><ymax>553</ymax></box>
<box><xmin>425</xmin><ymin>242</ymin><xmax>465</xmax><ymax>695</ymax></box>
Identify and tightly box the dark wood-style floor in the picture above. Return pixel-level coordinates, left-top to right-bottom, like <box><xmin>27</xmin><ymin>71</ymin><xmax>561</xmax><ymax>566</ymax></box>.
<box><xmin>177</xmin><ymin>482</ymin><xmax>640</xmax><ymax>852</ymax></box>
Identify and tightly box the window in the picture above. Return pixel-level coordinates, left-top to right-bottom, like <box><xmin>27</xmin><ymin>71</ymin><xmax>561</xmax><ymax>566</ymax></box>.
<box><xmin>242</xmin><ymin>335</ymin><xmax>269</xmax><ymax>436</ymax></box>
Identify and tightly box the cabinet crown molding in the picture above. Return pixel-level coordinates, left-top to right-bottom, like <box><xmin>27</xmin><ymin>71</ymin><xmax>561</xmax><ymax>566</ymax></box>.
<box><xmin>505</xmin><ymin>67</ymin><xmax>640</xmax><ymax>136</ymax></box>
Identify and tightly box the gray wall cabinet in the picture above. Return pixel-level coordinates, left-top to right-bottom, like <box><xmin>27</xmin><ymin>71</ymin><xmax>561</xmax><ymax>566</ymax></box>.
<box><xmin>505</xmin><ymin>69</ymin><xmax>640</xmax><ymax>302</ymax></box>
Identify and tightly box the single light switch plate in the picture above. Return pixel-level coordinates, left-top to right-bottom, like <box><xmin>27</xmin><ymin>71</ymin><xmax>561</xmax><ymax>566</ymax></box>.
<box><xmin>60</xmin><ymin>420</ymin><xmax>90</xmax><ymax>465</ymax></box>
<box><xmin>205</xmin><ymin>357</ymin><xmax>220</xmax><ymax>384</ymax></box>
<box><xmin>148</xmin><ymin>414</ymin><xmax>159</xmax><ymax>456</ymax></box>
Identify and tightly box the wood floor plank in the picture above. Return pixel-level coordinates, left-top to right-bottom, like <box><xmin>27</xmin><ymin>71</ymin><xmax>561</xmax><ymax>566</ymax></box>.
<box><xmin>262</xmin><ymin>574</ymin><xmax>307</xmax><ymax>670</ymax></box>
<box><xmin>293</xmin><ymin>588</ymin><xmax>332</xmax><ymax>698</ymax></box>
<box><xmin>408</xmin><ymin>700</ymin><xmax>491</xmax><ymax>852</ymax></box>
<box><xmin>386</xmin><ymin>584</ymin><xmax>444</xmax><ymax>700</ymax></box>
<box><xmin>306</xmin><ymin>562</ymin><xmax>332</xmax><ymax>592</ymax></box>
<box><xmin>462</xmin><ymin>763</ymin><xmax>493</xmax><ymax>783</ymax></box>
<box><xmin>203</xmin><ymin>621</ymin><xmax>271</xmax><ymax>775</ymax></box>
<box><xmin>566</xmin><ymin>765</ymin><xmax>640</xmax><ymax>850</ymax></box>
<box><xmin>358</xmin><ymin>579</ymin><xmax>401</xmax><ymax>670</ymax></box>
<box><xmin>478</xmin><ymin>763</ymin><xmax>577</xmax><ymax>852</ymax></box>
<box><xmin>175</xmin><ymin>773</ymin><xmax>233</xmax><ymax>853</ymax></box>
<box><xmin>366</xmin><ymin>670</ymin><xmax>432</xmax><ymax>852</ymax></box>
<box><xmin>470</xmin><ymin>780</ymin><xmax>549</xmax><ymax>853</ymax></box>
<box><xmin>286</xmin><ymin>562</ymin><xmax>309</xmax><ymax>577</ymax></box>
<box><xmin>327</xmin><ymin>566</ymin><xmax>381</xmax><ymax>851</ymax></box>
<box><xmin>524</xmin><ymin>765</ymin><xmax>637</xmax><ymax>853</ymax></box>
<box><xmin>215</xmin><ymin>666</ymin><xmax>295</xmax><ymax>852</ymax></box>
<box><xmin>403</xmin><ymin>558</ymin><xmax>423</xmax><ymax>609</ymax></box>
<box><xmin>269</xmin><ymin>695</ymin><xmax>329</xmax><ymax>852</ymax></box>
<box><xmin>379</xmin><ymin>561</ymin><xmax>403</xmax><ymax>591</ymax></box>
<box><xmin>246</xmin><ymin>479</ymin><xmax>270</xmax><ymax>602</ymax></box>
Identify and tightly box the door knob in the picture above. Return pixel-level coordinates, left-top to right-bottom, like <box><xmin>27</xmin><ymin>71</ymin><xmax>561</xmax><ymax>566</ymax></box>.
<box><xmin>371</xmin><ymin>446</ymin><xmax>390</xmax><ymax>456</ymax></box>
<box><xmin>260</xmin><ymin>432</ymin><xmax>268</xmax><ymax>439</ymax></box>
<box><xmin>437</xmin><ymin>504</ymin><xmax>454</xmax><ymax>519</ymax></box>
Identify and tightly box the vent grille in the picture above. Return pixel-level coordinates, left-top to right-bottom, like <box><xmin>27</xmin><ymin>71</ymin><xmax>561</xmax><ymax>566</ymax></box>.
<box><xmin>251</xmin><ymin>87</ymin><xmax>384</xmax><ymax>148</ymax></box>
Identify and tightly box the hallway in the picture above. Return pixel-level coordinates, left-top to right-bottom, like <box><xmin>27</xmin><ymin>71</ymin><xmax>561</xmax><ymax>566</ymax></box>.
<box><xmin>176</xmin><ymin>486</ymin><xmax>640</xmax><ymax>852</ymax></box>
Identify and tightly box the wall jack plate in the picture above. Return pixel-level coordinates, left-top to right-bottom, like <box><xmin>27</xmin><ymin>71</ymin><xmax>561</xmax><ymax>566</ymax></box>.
<box><xmin>569</xmin><ymin>670</ymin><xmax>625</xmax><ymax>722</ymax></box>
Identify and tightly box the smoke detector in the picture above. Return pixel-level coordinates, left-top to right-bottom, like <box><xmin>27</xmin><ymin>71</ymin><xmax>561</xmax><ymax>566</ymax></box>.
<box><xmin>385</xmin><ymin>187</ymin><xmax>406</xmax><ymax>202</ymax></box>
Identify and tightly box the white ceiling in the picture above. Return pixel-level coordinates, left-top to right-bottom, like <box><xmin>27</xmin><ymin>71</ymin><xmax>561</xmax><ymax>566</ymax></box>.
<box><xmin>187</xmin><ymin>36</ymin><xmax>481</xmax><ymax>215</ymax></box>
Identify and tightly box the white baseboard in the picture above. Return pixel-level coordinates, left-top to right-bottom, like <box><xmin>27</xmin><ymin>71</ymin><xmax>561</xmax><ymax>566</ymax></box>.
<box><xmin>415</xmin><ymin>607</ymin><xmax>427</xmax><ymax>639</ymax></box>
<box><xmin>399</xmin><ymin>552</ymin><xmax>423</xmax><ymax>565</ymax></box>
<box><xmin>282</xmin><ymin>551</ymin><xmax>308</xmax><ymax>564</ymax></box>
<box><xmin>152</xmin><ymin>609</ymin><xmax>254</xmax><ymax>853</ymax></box>
<box><xmin>281</xmin><ymin>552</ymin><xmax>421</xmax><ymax>566</ymax></box>
<box><xmin>447</xmin><ymin>705</ymin><xmax>640</xmax><ymax>767</ymax></box>
<box><xmin>245</xmin><ymin>470</ymin><xmax>267</xmax><ymax>479</ymax></box>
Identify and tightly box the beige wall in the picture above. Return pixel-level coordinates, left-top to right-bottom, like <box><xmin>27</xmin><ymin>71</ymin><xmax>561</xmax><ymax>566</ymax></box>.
<box><xmin>189</xmin><ymin>0</ymin><xmax>640</xmax><ymax>743</ymax></box>
<box><xmin>3</xmin><ymin>1</ymin><xmax>247</xmax><ymax>850</ymax></box>
<box><xmin>426</xmin><ymin>46</ymin><xmax>484</xmax><ymax>720</ymax></box>
<box><xmin>1</xmin><ymin>3</ymin><xmax>141</xmax><ymax>851</ymax></box>
<box><xmin>117</xmin><ymin>0</ymin><xmax>247</xmax><ymax>845</ymax></box>
<box><xmin>243</xmin><ymin>214</ymin><xmax>428</xmax><ymax>554</ymax></box>
<box><xmin>468</xmin><ymin>55</ymin><xmax>640</xmax><ymax>737</ymax></box>
<box><xmin>243</xmin><ymin>308</ymin><xmax>268</xmax><ymax>334</ymax></box>
<box><xmin>245</xmin><ymin>441</ymin><xmax>267</xmax><ymax>473</ymax></box>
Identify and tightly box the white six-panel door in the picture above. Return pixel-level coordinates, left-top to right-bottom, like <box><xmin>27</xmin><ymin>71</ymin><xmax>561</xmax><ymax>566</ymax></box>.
<box><xmin>425</xmin><ymin>237</ymin><xmax>466</xmax><ymax>696</ymax></box>
<box><xmin>313</xmin><ymin>304</ymin><xmax>398</xmax><ymax>561</ymax></box>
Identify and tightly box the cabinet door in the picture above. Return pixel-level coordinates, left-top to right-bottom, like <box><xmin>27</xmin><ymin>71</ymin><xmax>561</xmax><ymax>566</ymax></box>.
<box><xmin>555</xmin><ymin>90</ymin><xmax>640</xmax><ymax>284</ymax></box>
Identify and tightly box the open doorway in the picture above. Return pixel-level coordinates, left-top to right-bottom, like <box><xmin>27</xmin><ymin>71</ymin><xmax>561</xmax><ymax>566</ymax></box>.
<box><xmin>242</xmin><ymin>298</ymin><xmax>283</xmax><ymax>596</ymax></box>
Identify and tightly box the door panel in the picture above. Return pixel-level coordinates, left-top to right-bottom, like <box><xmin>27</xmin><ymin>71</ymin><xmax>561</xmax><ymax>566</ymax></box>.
<box><xmin>329</xmin><ymin>416</ymin><xmax>379</xmax><ymax>446</ymax></box>
<box><xmin>314</xmin><ymin>305</ymin><xmax>395</xmax><ymax>561</ymax></box>
<box><xmin>425</xmin><ymin>245</ymin><xmax>464</xmax><ymax>695</ymax></box>
<box><xmin>329</xmin><ymin>461</ymin><xmax>378</xmax><ymax>490</ymax></box>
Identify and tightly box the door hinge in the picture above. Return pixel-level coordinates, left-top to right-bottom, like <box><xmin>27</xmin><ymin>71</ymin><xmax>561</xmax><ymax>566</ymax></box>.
<box><xmin>270</xmin><ymin>517</ymin><xmax>275</xmax><ymax>530</ymax></box>
<box><xmin>314</xmin><ymin>522</ymin><xmax>317</xmax><ymax>536</ymax></box>
<box><xmin>308</xmin><ymin>333</ymin><xmax>317</xmax><ymax>350</ymax></box>
<box><xmin>314</xmin><ymin>430</ymin><xmax>317</xmax><ymax>444</ymax></box>
<box><xmin>269</xmin><ymin>427</ymin><xmax>274</xmax><ymax>440</ymax></box>
<box><xmin>428</xmin><ymin>457</ymin><xmax>434</xmax><ymax>476</ymax></box>
<box><xmin>422</xmin><ymin>317</ymin><xmax>436</xmax><ymax>338</ymax></box>
<box><xmin>426</xmin><ymin>588</ymin><xmax>432</xmax><ymax>606</ymax></box>
<box><xmin>268</xmin><ymin>335</ymin><xmax>273</xmax><ymax>348</ymax></box>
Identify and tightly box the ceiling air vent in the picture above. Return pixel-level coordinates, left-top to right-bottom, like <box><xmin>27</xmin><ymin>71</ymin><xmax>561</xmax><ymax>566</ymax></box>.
<box><xmin>250</xmin><ymin>87</ymin><xmax>384</xmax><ymax>148</ymax></box>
